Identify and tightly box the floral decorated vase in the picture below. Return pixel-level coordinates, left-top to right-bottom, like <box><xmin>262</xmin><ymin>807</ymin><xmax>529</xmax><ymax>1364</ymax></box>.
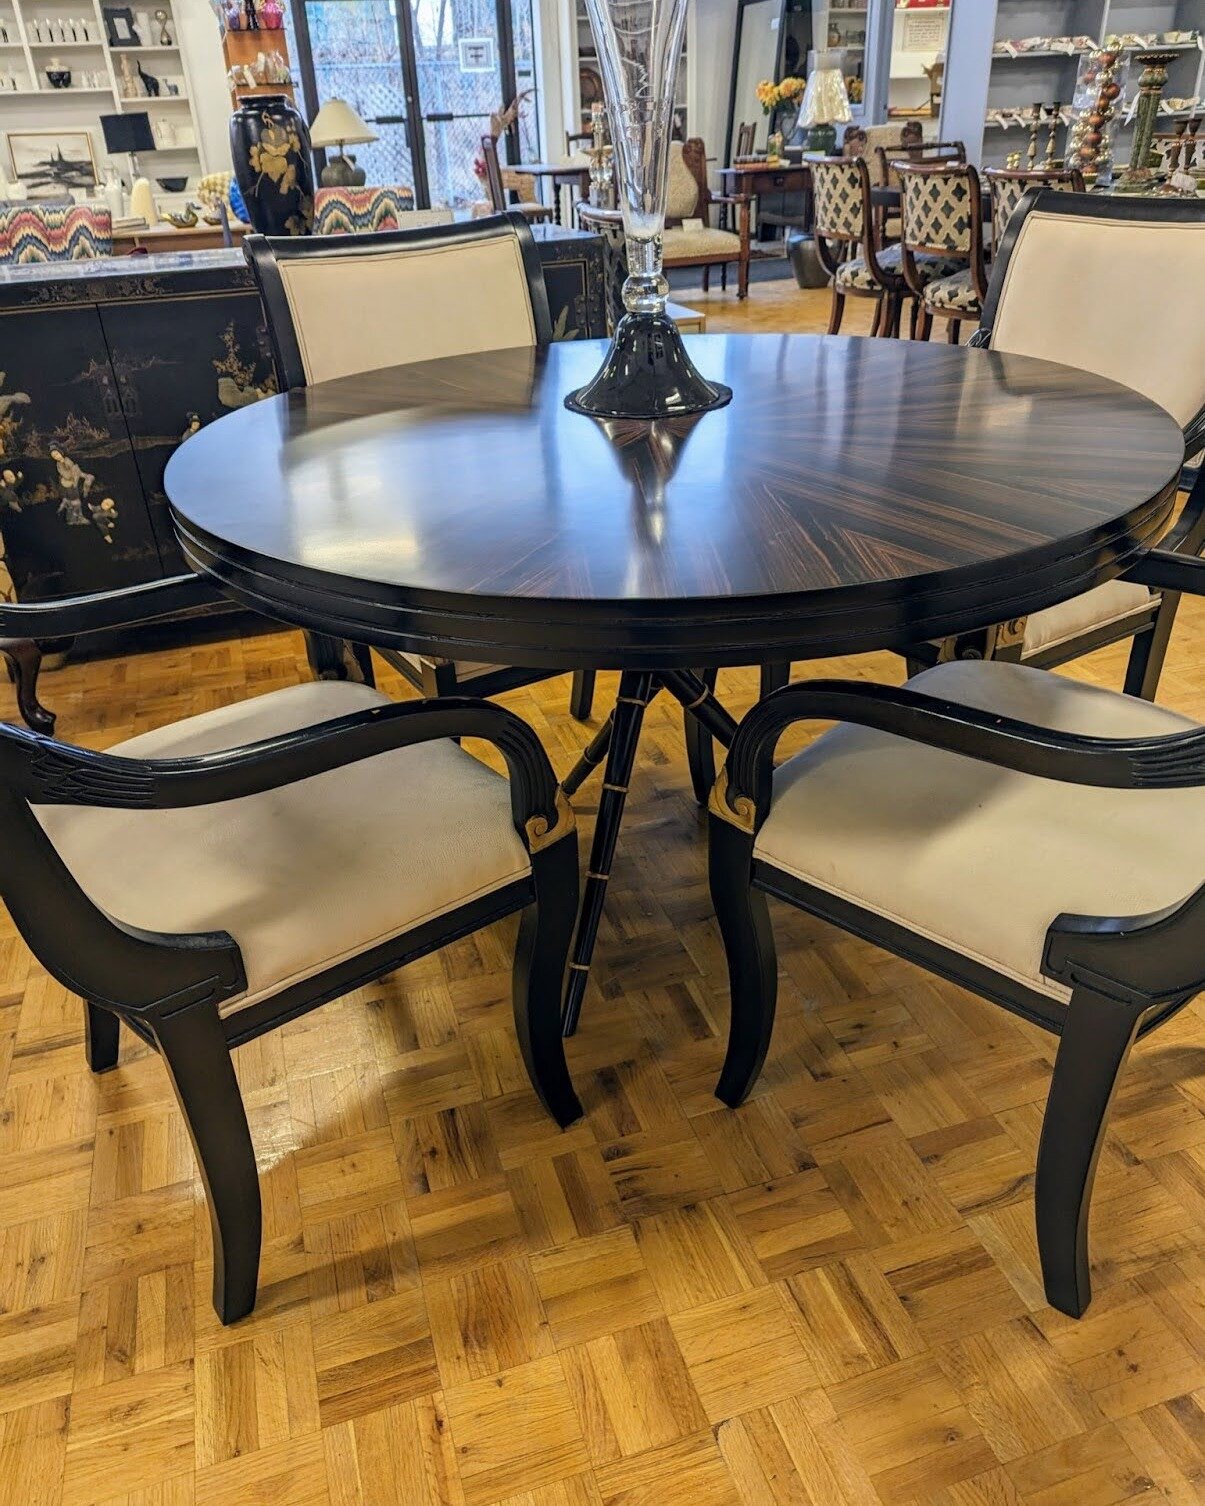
<box><xmin>230</xmin><ymin>93</ymin><xmax>314</xmax><ymax>235</ymax></box>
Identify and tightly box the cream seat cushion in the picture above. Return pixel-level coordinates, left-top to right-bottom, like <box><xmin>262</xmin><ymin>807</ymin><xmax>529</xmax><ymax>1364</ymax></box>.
<box><xmin>1021</xmin><ymin>580</ymin><xmax>1154</xmax><ymax>657</ymax></box>
<box><xmin>35</xmin><ymin>682</ymin><xmax>530</xmax><ymax>1016</ymax></box>
<box><xmin>755</xmin><ymin>660</ymin><xmax>1204</xmax><ymax>1003</ymax></box>
<box><xmin>663</xmin><ymin>226</ymin><xmax>741</xmax><ymax>260</ymax></box>
<box><xmin>666</xmin><ymin>145</ymin><xmax>700</xmax><ymax>221</ymax></box>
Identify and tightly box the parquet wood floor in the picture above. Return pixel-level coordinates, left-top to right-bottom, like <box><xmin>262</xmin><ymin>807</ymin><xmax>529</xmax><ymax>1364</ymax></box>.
<box><xmin>0</xmin><ymin>284</ymin><xmax>1201</xmax><ymax>1506</ymax></box>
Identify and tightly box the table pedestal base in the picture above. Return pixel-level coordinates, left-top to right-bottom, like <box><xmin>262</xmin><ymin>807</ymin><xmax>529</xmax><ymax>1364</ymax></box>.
<box><xmin>560</xmin><ymin>667</ymin><xmax>740</xmax><ymax>1036</ymax></box>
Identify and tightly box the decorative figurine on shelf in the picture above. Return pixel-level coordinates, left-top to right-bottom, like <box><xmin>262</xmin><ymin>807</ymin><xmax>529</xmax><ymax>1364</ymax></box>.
<box><xmin>164</xmin><ymin>202</ymin><xmax>200</xmax><ymax>228</ymax></box>
<box><xmin>260</xmin><ymin>0</ymin><xmax>283</xmax><ymax>28</ymax></box>
<box><xmin>1116</xmin><ymin>49</ymin><xmax>1178</xmax><ymax>192</ymax></box>
<box><xmin>155</xmin><ymin>9</ymin><xmax>171</xmax><ymax>44</ymax></box>
<box><xmin>224</xmin><ymin>0</ymin><xmax>242</xmax><ymax>30</ymax></box>
<box><xmin>245</xmin><ymin>0</ymin><xmax>260</xmax><ymax>29</ymax></box>
<box><xmin>45</xmin><ymin>59</ymin><xmax>72</xmax><ymax>88</ymax></box>
<box><xmin>138</xmin><ymin>60</ymin><xmax>161</xmax><ymax>96</ymax></box>
<box><xmin>766</xmin><ymin>130</ymin><xmax>784</xmax><ymax>164</ymax></box>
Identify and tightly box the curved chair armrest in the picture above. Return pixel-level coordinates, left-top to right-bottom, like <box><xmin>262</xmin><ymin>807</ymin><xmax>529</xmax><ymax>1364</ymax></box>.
<box><xmin>3</xmin><ymin>695</ymin><xmax>572</xmax><ymax>856</ymax></box>
<box><xmin>712</xmin><ymin>678</ymin><xmax>1205</xmax><ymax>834</ymax></box>
<box><xmin>0</xmin><ymin>573</ymin><xmax>222</xmax><ymax>641</ymax></box>
<box><xmin>711</xmin><ymin>193</ymin><xmax>751</xmax><ymax>206</ymax></box>
<box><xmin>1122</xmin><ymin>547</ymin><xmax>1205</xmax><ymax>594</ymax></box>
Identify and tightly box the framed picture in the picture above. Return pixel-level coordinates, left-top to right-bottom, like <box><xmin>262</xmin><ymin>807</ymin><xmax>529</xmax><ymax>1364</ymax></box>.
<box><xmin>6</xmin><ymin>131</ymin><xmax>98</xmax><ymax>198</ymax></box>
<box><xmin>102</xmin><ymin>6</ymin><xmax>140</xmax><ymax>46</ymax></box>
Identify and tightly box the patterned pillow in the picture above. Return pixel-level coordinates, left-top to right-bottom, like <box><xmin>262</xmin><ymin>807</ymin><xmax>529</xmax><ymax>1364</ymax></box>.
<box><xmin>0</xmin><ymin>203</ymin><xmax>112</xmax><ymax>263</ymax></box>
<box><xmin>312</xmin><ymin>186</ymin><xmax>416</xmax><ymax>236</ymax></box>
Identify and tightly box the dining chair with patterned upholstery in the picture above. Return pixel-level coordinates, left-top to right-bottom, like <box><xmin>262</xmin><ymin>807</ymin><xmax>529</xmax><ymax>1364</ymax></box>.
<box><xmin>244</xmin><ymin>212</ymin><xmax>596</xmax><ymax>718</ymax></box>
<box><xmin>707</xmin><ymin>546</ymin><xmax>1205</xmax><ymax>1319</ymax></box>
<box><xmin>908</xmin><ymin>190</ymin><xmax>1205</xmax><ymax>698</ymax></box>
<box><xmin>867</xmin><ymin>132</ymin><xmax>965</xmax><ymax>242</ymax></box>
<box><xmin>0</xmin><ymin>590</ymin><xmax>582</xmax><ymax>1324</ymax></box>
<box><xmin>983</xmin><ymin>166</ymin><xmax>1083</xmax><ymax>251</ymax></box>
<box><xmin>895</xmin><ymin>158</ymin><xmax>988</xmax><ymax>342</ymax></box>
<box><xmin>811</xmin><ymin>155</ymin><xmax>902</xmax><ymax>337</ymax></box>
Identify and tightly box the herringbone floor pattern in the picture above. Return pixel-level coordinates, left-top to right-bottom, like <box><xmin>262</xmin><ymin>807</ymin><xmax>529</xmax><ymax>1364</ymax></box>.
<box><xmin>0</xmin><ymin>285</ymin><xmax>1202</xmax><ymax>1506</ymax></box>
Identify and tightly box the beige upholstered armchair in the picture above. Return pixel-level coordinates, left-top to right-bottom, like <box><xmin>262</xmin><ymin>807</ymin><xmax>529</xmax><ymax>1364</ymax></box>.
<box><xmin>708</xmin><ymin>546</ymin><xmax>1205</xmax><ymax>1321</ymax></box>
<box><xmin>908</xmin><ymin>190</ymin><xmax>1205</xmax><ymax>698</ymax></box>
<box><xmin>661</xmin><ymin>138</ymin><xmax>751</xmax><ymax>297</ymax></box>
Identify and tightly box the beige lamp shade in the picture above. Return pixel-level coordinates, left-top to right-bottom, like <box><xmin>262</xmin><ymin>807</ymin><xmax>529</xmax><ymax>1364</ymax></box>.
<box><xmin>309</xmin><ymin>98</ymin><xmax>377</xmax><ymax>149</ymax></box>
<box><xmin>800</xmin><ymin>51</ymin><xmax>852</xmax><ymax>127</ymax></box>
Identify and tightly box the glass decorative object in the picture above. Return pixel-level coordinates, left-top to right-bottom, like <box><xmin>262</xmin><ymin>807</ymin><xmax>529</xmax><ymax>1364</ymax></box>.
<box><xmin>564</xmin><ymin>0</ymin><xmax>731</xmax><ymax>420</ymax></box>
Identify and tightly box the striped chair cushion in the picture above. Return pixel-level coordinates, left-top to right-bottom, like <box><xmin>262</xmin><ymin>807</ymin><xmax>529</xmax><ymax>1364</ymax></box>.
<box><xmin>0</xmin><ymin>203</ymin><xmax>112</xmax><ymax>263</ymax></box>
<box><xmin>312</xmin><ymin>186</ymin><xmax>416</xmax><ymax>236</ymax></box>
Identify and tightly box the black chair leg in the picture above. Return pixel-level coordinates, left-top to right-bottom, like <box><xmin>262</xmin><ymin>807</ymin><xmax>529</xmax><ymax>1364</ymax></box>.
<box><xmin>908</xmin><ymin>297</ymin><xmax>920</xmax><ymax>340</ymax></box>
<box><xmin>514</xmin><ymin>837</ymin><xmax>584</xmax><ymax>1128</ymax></box>
<box><xmin>1035</xmin><ymin>989</ymin><xmax>1147</xmax><ymax>1318</ymax></box>
<box><xmin>683</xmin><ymin>667</ymin><xmax>719</xmax><ymax>806</ymax></box>
<box><xmin>759</xmin><ymin>662</ymin><xmax>790</xmax><ymax>698</ymax></box>
<box><xmin>304</xmin><ymin>631</ymin><xmax>372</xmax><ymax>685</ymax></box>
<box><xmin>150</xmin><ymin>1002</ymin><xmax>261</xmax><ymax>1325</ymax></box>
<box><xmin>710</xmin><ymin>820</ymin><xmax>778</xmax><ymax>1108</ymax></box>
<box><xmin>947</xmin><ymin>318</ymin><xmax>961</xmax><ymax>344</ymax></box>
<box><xmin>84</xmin><ymin>1000</ymin><xmax>120</xmax><ymax>1073</ymax></box>
<box><xmin>569</xmin><ymin>669</ymin><xmax>596</xmax><ymax>722</ymax></box>
<box><xmin>1123</xmin><ymin>607</ymin><xmax>1179</xmax><ymax>701</ymax></box>
<box><xmin>0</xmin><ymin>639</ymin><xmax>54</xmax><ymax>735</ymax></box>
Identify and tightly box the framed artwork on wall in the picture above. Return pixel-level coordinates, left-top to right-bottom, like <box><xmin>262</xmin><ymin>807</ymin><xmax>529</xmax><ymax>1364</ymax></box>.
<box><xmin>6</xmin><ymin>131</ymin><xmax>98</xmax><ymax>197</ymax></box>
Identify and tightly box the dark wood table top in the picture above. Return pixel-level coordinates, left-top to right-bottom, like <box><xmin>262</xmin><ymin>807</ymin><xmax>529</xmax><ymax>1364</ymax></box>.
<box><xmin>165</xmin><ymin>334</ymin><xmax>1182</xmax><ymax>671</ymax></box>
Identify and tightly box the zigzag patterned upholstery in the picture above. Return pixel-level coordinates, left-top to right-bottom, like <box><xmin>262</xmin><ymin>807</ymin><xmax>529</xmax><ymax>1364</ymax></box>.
<box><xmin>312</xmin><ymin>185</ymin><xmax>419</xmax><ymax>236</ymax></box>
<box><xmin>0</xmin><ymin>203</ymin><xmax>112</xmax><ymax>263</ymax></box>
<box><xmin>902</xmin><ymin>169</ymin><xmax>974</xmax><ymax>253</ymax></box>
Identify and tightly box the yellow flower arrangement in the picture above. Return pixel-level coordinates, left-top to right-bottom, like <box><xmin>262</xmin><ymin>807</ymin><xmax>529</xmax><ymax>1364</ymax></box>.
<box><xmin>755</xmin><ymin>75</ymin><xmax>806</xmax><ymax>115</ymax></box>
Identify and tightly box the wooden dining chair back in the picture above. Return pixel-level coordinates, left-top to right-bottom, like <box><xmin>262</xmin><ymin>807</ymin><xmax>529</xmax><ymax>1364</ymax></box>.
<box><xmin>480</xmin><ymin>132</ymin><xmax>552</xmax><ymax>223</ymax></box>
<box><xmin>708</xmin><ymin>547</ymin><xmax>1205</xmax><ymax>1320</ymax></box>
<box><xmin>983</xmin><ymin>165</ymin><xmax>1084</xmax><ymax>251</ymax></box>
<box><xmin>245</xmin><ymin>215</ymin><xmax>594</xmax><ymax>715</ymax></box>
<box><xmin>0</xmin><ymin>588</ymin><xmax>582</xmax><ymax>1325</ymax></box>
<box><xmin>659</xmin><ymin>137</ymin><xmax>751</xmax><ymax>295</ymax></box>
<box><xmin>735</xmin><ymin>120</ymin><xmax>757</xmax><ymax>158</ymax></box>
<box><xmin>871</xmin><ymin>136</ymin><xmax>965</xmax><ymax>189</ymax></box>
<box><xmin>895</xmin><ymin>158</ymin><xmax>988</xmax><ymax>341</ymax></box>
<box><xmin>949</xmin><ymin>189</ymin><xmax>1205</xmax><ymax>698</ymax></box>
<box><xmin>810</xmin><ymin>156</ymin><xmax>902</xmax><ymax>337</ymax></box>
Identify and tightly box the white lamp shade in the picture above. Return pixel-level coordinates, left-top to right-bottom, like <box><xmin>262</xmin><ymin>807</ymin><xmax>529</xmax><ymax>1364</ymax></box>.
<box><xmin>800</xmin><ymin>52</ymin><xmax>852</xmax><ymax>127</ymax></box>
<box><xmin>309</xmin><ymin>98</ymin><xmax>377</xmax><ymax>149</ymax></box>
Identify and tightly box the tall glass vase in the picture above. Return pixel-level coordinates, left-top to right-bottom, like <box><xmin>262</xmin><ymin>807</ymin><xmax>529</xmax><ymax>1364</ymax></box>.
<box><xmin>565</xmin><ymin>0</ymin><xmax>731</xmax><ymax>419</ymax></box>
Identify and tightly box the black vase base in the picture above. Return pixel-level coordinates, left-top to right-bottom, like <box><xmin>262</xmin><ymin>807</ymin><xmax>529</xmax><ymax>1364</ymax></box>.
<box><xmin>565</xmin><ymin>312</ymin><xmax>732</xmax><ymax>420</ymax></box>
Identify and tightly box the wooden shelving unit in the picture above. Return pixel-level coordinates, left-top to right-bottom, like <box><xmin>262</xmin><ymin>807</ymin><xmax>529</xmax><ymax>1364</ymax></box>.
<box><xmin>220</xmin><ymin>25</ymin><xmax>294</xmax><ymax>112</ymax></box>
<box><xmin>0</xmin><ymin>0</ymin><xmax>205</xmax><ymax>189</ymax></box>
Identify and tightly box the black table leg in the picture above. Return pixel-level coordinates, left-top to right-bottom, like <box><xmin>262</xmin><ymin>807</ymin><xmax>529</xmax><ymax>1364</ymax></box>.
<box><xmin>562</xmin><ymin>670</ymin><xmax>656</xmax><ymax>1037</ymax></box>
<box><xmin>682</xmin><ymin>667</ymin><xmax>719</xmax><ymax>805</ymax></box>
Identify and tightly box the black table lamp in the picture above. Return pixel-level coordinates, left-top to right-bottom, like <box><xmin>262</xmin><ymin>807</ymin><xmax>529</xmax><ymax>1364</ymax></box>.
<box><xmin>100</xmin><ymin>111</ymin><xmax>155</xmax><ymax>182</ymax></box>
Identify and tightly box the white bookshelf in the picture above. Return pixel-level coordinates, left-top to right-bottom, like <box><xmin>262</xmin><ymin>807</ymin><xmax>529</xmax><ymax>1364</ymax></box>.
<box><xmin>0</xmin><ymin>0</ymin><xmax>207</xmax><ymax>195</ymax></box>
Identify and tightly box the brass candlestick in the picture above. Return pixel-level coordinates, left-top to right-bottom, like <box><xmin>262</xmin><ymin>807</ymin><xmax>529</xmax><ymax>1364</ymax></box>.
<box><xmin>1043</xmin><ymin>101</ymin><xmax>1061</xmax><ymax>167</ymax></box>
<box><xmin>1026</xmin><ymin>103</ymin><xmax>1042</xmax><ymax>168</ymax></box>
<box><xmin>1116</xmin><ymin>50</ymin><xmax>1177</xmax><ymax>192</ymax></box>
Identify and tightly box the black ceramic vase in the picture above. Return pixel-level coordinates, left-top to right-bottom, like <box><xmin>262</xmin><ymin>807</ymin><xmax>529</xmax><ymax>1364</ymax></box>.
<box><xmin>230</xmin><ymin>94</ymin><xmax>314</xmax><ymax>236</ymax></box>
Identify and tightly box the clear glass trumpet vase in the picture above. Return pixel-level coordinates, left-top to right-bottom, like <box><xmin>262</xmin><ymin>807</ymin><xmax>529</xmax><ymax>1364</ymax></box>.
<box><xmin>565</xmin><ymin>0</ymin><xmax>732</xmax><ymax>419</ymax></box>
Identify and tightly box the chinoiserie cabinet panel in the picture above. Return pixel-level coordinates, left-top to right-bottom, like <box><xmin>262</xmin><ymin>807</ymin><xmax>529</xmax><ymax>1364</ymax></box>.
<box><xmin>0</xmin><ymin>304</ymin><xmax>164</xmax><ymax>601</ymax></box>
<box><xmin>97</xmin><ymin>290</ymin><xmax>276</xmax><ymax>575</ymax></box>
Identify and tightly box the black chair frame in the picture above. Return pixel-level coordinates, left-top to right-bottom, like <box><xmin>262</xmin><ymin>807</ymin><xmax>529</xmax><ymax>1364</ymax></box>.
<box><xmin>707</xmin><ymin>548</ymin><xmax>1205</xmax><ymax>1320</ymax></box>
<box><xmin>0</xmin><ymin>584</ymin><xmax>583</xmax><ymax>1325</ymax></box>
<box><xmin>242</xmin><ymin>214</ymin><xmax>595</xmax><ymax>721</ymax></box>
<box><xmin>917</xmin><ymin>189</ymin><xmax>1205</xmax><ymax>698</ymax></box>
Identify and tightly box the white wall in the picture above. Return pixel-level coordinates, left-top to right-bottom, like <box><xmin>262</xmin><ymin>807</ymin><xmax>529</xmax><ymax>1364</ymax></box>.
<box><xmin>691</xmin><ymin>0</ymin><xmax>739</xmax><ymax>176</ymax></box>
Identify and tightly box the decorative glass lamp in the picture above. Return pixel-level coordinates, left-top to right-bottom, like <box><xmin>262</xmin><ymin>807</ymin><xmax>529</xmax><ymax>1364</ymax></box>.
<box><xmin>309</xmin><ymin>98</ymin><xmax>377</xmax><ymax>187</ymax></box>
<box><xmin>564</xmin><ymin>0</ymin><xmax>731</xmax><ymax>420</ymax></box>
<box><xmin>799</xmin><ymin>52</ymin><xmax>852</xmax><ymax>156</ymax></box>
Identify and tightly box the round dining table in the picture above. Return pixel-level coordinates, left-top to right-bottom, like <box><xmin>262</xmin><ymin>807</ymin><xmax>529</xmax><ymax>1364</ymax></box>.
<box><xmin>165</xmin><ymin>333</ymin><xmax>1184</xmax><ymax>1031</ymax></box>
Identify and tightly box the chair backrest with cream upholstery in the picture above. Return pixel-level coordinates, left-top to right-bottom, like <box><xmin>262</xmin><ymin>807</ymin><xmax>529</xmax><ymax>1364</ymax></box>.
<box><xmin>665</xmin><ymin>138</ymin><xmax>706</xmax><ymax>225</ymax></box>
<box><xmin>978</xmin><ymin>191</ymin><xmax>1205</xmax><ymax>449</ymax></box>
<box><xmin>244</xmin><ymin>211</ymin><xmax>552</xmax><ymax>388</ymax></box>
